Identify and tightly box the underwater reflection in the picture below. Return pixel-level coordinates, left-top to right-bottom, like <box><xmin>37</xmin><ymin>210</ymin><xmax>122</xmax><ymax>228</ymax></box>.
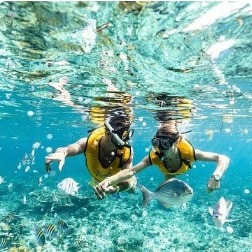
<box><xmin>146</xmin><ymin>92</ymin><xmax>194</xmax><ymax>126</ymax></box>
<box><xmin>48</xmin><ymin>76</ymin><xmax>133</xmax><ymax>127</ymax></box>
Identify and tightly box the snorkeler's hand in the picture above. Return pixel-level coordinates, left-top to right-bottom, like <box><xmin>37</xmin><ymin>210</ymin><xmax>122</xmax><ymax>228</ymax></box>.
<box><xmin>207</xmin><ymin>176</ymin><xmax>220</xmax><ymax>193</ymax></box>
<box><xmin>93</xmin><ymin>179</ymin><xmax>115</xmax><ymax>199</ymax></box>
<box><xmin>45</xmin><ymin>149</ymin><xmax>66</xmax><ymax>173</ymax></box>
<box><xmin>94</xmin><ymin>185</ymin><xmax>118</xmax><ymax>199</ymax></box>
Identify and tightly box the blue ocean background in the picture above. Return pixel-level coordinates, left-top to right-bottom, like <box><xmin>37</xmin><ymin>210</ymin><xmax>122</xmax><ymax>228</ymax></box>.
<box><xmin>0</xmin><ymin>2</ymin><xmax>251</xmax><ymax>251</ymax></box>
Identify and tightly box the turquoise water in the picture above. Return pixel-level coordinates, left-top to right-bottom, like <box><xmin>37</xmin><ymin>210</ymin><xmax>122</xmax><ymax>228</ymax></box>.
<box><xmin>0</xmin><ymin>1</ymin><xmax>251</xmax><ymax>251</ymax></box>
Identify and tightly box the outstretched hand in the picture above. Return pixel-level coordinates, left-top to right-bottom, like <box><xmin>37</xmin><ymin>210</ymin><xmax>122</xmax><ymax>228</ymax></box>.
<box><xmin>45</xmin><ymin>151</ymin><xmax>66</xmax><ymax>173</ymax></box>
<box><xmin>93</xmin><ymin>179</ymin><xmax>116</xmax><ymax>199</ymax></box>
<box><xmin>207</xmin><ymin>176</ymin><xmax>220</xmax><ymax>193</ymax></box>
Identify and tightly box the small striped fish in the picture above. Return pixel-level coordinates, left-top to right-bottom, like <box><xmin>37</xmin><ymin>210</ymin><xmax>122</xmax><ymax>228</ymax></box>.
<box><xmin>0</xmin><ymin>237</ymin><xmax>7</xmax><ymax>248</ymax></box>
<box><xmin>57</xmin><ymin>178</ymin><xmax>80</xmax><ymax>196</ymax></box>
<box><xmin>75</xmin><ymin>239</ymin><xmax>85</xmax><ymax>247</ymax></box>
<box><xmin>57</xmin><ymin>219</ymin><xmax>68</xmax><ymax>231</ymax></box>
<box><xmin>44</xmin><ymin>224</ymin><xmax>57</xmax><ymax>238</ymax></box>
<box><xmin>35</xmin><ymin>227</ymin><xmax>46</xmax><ymax>246</ymax></box>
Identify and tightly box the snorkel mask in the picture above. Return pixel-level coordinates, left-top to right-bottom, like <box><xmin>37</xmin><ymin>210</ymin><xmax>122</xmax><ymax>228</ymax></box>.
<box><xmin>151</xmin><ymin>134</ymin><xmax>179</xmax><ymax>159</ymax></box>
<box><xmin>104</xmin><ymin>121</ymin><xmax>134</xmax><ymax>148</ymax></box>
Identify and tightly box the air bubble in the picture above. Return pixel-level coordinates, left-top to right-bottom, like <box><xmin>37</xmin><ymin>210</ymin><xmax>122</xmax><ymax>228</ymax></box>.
<box><xmin>244</xmin><ymin>188</ymin><xmax>250</xmax><ymax>194</ymax></box>
<box><xmin>47</xmin><ymin>134</ymin><xmax>53</xmax><ymax>140</ymax></box>
<box><xmin>226</xmin><ymin>226</ymin><xmax>233</xmax><ymax>234</ymax></box>
<box><xmin>27</xmin><ymin>111</ymin><xmax>35</xmax><ymax>117</ymax></box>
<box><xmin>46</xmin><ymin>147</ymin><xmax>53</xmax><ymax>153</ymax></box>
<box><xmin>145</xmin><ymin>147</ymin><xmax>150</xmax><ymax>152</ymax></box>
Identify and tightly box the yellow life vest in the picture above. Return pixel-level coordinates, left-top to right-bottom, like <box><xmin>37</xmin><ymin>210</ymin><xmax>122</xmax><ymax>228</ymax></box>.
<box><xmin>84</xmin><ymin>127</ymin><xmax>131</xmax><ymax>182</ymax></box>
<box><xmin>149</xmin><ymin>138</ymin><xmax>195</xmax><ymax>175</ymax></box>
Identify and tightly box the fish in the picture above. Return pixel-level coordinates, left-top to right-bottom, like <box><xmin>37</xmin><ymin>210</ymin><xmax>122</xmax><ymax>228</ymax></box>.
<box><xmin>57</xmin><ymin>178</ymin><xmax>80</xmax><ymax>196</ymax></box>
<box><xmin>0</xmin><ymin>237</ymin><xmax>7</xmax><ymax>248</ymax></box>
<box><xmin>35</xmin><ymin>226</ymin><xmax>46</xmax><ymax>246</ymax></box>
<box><xmin>57</xmin><ymin>219</ymin><xmax>69</xmax><ymax>238</ymax></box>
<box><xmin>17</xmin><ymin>162</ymin><xmax>22</xmax><ymax>170</ymax></box>
<box><xmin>22</xmin><ymin>195</ymin><xmax>27</xmax><ymax>205</ymax></box>
<box><xmin>57</xmin><ymin>219</ymin><xmax>68</xmax><ymax>231</ymax></box>
<box><xmin>139</xmin><ymin>178</ymin><xmax>193</xmax><ymax>208</ymax></box>
<box><xmin>209</xmin><ymin>197</ymin><xmax>233</xmax><ymax>231</ymax></box>
<box><xmin>7</xmin><ymin>183</ymin><xmax>13</xmax><ymax>190</ymax></box>
<box><xmin>0</xmin><ymin>176</ymin><xmax>5</xmax><ymax>184</ymax></box>
<box><xmin>32</xmin><ymin>141</ymin><xmax>41</xmax><ymax>149</ymax></box>
<box><xmin>44</xmin><ymin>224</ymin><xmax>57</xmax><ymax>238</ymax></box>
<box><xmin>38</xmin><ymin>176</ymin><xmax>43</xmax><ymax>186</ymax></box>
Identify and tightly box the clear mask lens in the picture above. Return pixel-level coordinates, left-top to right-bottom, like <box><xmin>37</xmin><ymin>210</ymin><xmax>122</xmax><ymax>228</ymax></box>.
<box><xmin>160</xmin><ymin>138</ymin><xmax>174</xmax><ymax>149</ymax></box>
<box><xmin>152</xmin><ymin>137</ymin><xmax>175</xmax><ymax>150</ymax></box>
<box><xmin>120</xmin><ymin>129</ymin><xmax>134</xmax><ymax>141</ymax></box>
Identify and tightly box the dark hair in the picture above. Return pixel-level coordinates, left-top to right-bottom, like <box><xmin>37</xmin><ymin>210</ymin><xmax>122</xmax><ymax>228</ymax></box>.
<box><xmin>156</xmin><ymin>123</ymin><xmax>179</xmax><ymax>140</ymax></box>
<box><xmin>108</xmin><ymin>115</ymin><xmax>131</xmax><ymax>131</ymax></box>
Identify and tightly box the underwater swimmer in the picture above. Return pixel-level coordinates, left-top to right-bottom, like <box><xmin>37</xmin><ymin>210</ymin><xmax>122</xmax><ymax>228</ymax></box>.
<box><xmin>93</xmin><ymin>122</ymin><xmax>230</xmax><ymax>199</ymax></box>
<box><xmin>45</xmin><ymin>115</ymin><xmax>137</xmax><ymax>195</ymax></box>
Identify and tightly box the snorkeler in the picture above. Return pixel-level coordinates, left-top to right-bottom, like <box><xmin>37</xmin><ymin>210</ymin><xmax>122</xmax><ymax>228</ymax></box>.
<box><xmin>45</xmin><ymin>115</ymin><xmax>137</xmax><ymax>194</ymax></box>
<box><xmin>93</xmin><ymin>122</ymin><xmax>230</xmax><ymax>199</ymax></box>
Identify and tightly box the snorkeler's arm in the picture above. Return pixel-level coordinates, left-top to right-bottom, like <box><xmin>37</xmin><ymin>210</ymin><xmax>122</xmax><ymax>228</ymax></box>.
<box><xmin>107</xmin><ymin>155</ymin><xmax>151</xmax><ymax>186</ymax></box>
<box><xmin>61</xmin><ymin>137</ymin><xmax>87</xmax><ymax>156</ymax></box>
<box><xmin>93</xmin><ymin>155</ymin><xmax>151</xmax><ymax>199</ymax></box>
<box><xmin>195</xmin><ymin>149</ymin><xmax>230</xmax><ymax>192</ymax></box>
<box><xmin>45</xmin><ymin>138</ymin><xmax>87</xmax><ymax>172</ymax></box>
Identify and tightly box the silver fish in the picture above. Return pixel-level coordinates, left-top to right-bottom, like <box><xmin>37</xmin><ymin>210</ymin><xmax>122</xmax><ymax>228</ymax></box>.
<box><xmin>139</xmin><ymin>178</ymin><xmax>193</xmax><ymax>208</ymax></box>
<box><xmin>57</xmin><ymin>178</ymin><xmax>80</xmax><ymax>196</ymax></box>
<box><xmin>22</xmin><ymin>195</ymin><xmax>27</xmax><ymax>205</ymax></box>
<box><xmin>0</xmin><ymin>176</ymin><xmax>5</xmax><ymax>184</ymax></box>
<box><xmin>209</xmin><ymin>197</ymin><xmax>233</xmax><ymax>231</ymax></box>
<box><xmin>38</xmin><ymin>176</ymin><xmax>43</xmax><ymax>186</ymax></box>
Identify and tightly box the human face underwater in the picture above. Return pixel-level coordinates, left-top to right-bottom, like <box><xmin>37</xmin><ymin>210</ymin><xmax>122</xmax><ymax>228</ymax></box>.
<box><xmin>104</xmin><ymin>121</ymin><xmax>133</xmax><ymax>148</ymax></box>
